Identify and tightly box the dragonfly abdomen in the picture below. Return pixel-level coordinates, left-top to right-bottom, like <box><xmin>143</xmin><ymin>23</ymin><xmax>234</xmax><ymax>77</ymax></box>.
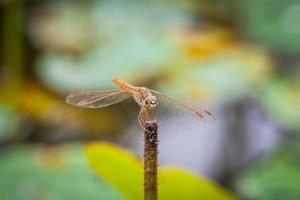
<box><xmin>112</xmin><ymin>78</ymin><xmax>136</xmax><ymax>91</ymax></box>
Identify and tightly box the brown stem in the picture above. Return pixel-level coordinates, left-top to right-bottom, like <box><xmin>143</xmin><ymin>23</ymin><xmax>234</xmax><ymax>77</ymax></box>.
<box><xmin>144</xmin><ymin>120</ymin><xmax>158</xmax><ymax>200</ymax></box>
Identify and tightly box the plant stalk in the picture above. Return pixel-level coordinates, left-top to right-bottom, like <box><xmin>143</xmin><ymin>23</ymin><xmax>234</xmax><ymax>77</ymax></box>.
<box><xmin>144</xmin><ymin>120</ymin><xmax>158</xmax><ymax>200</ymax></box>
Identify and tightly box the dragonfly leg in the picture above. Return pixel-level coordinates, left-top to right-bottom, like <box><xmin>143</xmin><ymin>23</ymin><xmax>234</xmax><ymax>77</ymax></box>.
<box><xmin>138</xmin><ymin>106</ymin><xmax>156</xmax><ymax>130</ymax></box>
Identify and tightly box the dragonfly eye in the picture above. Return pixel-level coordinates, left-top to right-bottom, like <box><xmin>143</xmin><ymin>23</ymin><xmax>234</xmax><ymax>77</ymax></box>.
<box><xmin>145</xmin><ymin>96</ymin><xmax>157</xmax><ymax>107</ymax></box>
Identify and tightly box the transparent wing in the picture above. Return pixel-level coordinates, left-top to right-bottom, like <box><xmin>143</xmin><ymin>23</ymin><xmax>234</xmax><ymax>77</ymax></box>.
<box><xmin>151</xmin><ymin>90</ymin><xmax>215</xmax><ymax>128</ymax></box>
<box><xmin>66</xmin><ymin>89</ymin><xmax>132</xmax><ymax>108</ymax></box>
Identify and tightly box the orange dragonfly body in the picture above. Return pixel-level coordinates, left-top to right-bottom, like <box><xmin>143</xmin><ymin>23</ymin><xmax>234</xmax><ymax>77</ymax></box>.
<box><xmin>66</xmin><ymin>78</ymin><xmax>214</xmax><ymax>129</ymax></box>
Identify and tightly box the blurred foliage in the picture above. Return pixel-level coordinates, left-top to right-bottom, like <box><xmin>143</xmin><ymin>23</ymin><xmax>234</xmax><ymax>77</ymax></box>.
<box><xmin>85</xmin><ymin>142</ymin><xmax>238</xmax><ymax>200</ymax></box>
<box><xmin>0</xmin><ymin>104</ymin><xmax>19</xmax><ymax>139</ymax></box>
<box><xmin>158</xmin><ymin>43</ymin><xmax>273</xmax><ymax>103</ymax></box>
<box><xmin>242</xmin><ymin>0</ymin><xmax>300</xmax><ymax>52</ymax></box>
<box><xmin>1</xmin><ymin>0</ymin><xmax>300</xmax><ymax>199</ymax></box>
<box><xmin>29</xmin><ymin>0</ymin><xmax>192</xmax><ymax>93</ymax></box>
<box><xmin>237</xmin><ymin>140</ymin><xmax>300</xmax><ymax>200</ymax></box>
<box><xmin>0</xmin><ymin>143</ymin><xmax>124</xmax><ymax>200</ymax></box>
<box><xmin>261</xmin><ymin>78</ymin><xmax>300</xmax><ymax>130</ymax></box>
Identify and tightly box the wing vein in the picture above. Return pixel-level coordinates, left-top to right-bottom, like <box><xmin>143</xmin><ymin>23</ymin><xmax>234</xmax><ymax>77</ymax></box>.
<box><xmin>66</xmin><ymin>89</ymin><xmax>132</xmax><ymax>108</ymax></box>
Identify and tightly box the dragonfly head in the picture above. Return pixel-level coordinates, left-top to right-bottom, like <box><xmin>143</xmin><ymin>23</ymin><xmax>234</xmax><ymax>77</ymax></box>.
<box><xmin>144</xmin><ymin>95</ymin><xmax>158</xmax><ymax>109</ymax></box>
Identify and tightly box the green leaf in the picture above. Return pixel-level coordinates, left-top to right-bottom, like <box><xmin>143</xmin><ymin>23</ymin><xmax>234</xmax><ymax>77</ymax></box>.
<box><xmin>85</xmin><ymin>142</ymin><xmax>238</xmax><ymax>200</ymax></box>
<box><xmin>237</xmin><ymin>147</ymin><xmax>300</xmax><ymax>200</ymax></box>
<box><xmin>0</xmin><ymin>143</ymin><xmax>124</xmax><ymax>200</ymax></box>
<box><xmin>260</xmin><ymin>79</ymin><xmax>300</xmax><ymax>130</ymax></box>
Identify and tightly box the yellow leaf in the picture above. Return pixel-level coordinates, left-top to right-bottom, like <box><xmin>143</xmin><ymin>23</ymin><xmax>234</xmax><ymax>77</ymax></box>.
<box><xmin>159</xmin><ymin>168</ymin><xmax>238</xmax><ymax>200</ymax></box>
<box><xmin>85</xmin><ymin>142</ymin><xmax>238</xmax><ymax>200</ymax></box>
<box><xmin>85</xmin><ymin>142</ymin><xmax>143</xmax><ymax>200</ymax></box>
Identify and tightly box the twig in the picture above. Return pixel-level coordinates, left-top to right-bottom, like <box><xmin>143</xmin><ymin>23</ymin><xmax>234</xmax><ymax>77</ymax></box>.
<box><xmin>144</xmin><ymin>120</ymin><xmax>158</xmax><ymax>200</ymax></box>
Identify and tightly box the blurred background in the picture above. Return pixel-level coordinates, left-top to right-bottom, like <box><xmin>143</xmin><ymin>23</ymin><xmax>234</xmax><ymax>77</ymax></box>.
<box><xmin>1</xmin><ymin>0</ymin><xmax>300</xmax><ymax>199</ymax></box>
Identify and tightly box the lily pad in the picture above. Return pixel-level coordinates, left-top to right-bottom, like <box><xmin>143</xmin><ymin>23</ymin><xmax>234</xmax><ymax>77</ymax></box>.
<box><xmin>0</xmin><ymin>143</ymin><xmax>124</xmax><ymax>200</ymax></box>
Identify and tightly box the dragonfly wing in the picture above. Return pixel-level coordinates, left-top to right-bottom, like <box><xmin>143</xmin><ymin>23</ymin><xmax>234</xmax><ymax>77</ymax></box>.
<box><xmin>138</xmin><ymin>106</ymin><xmax>156</xmax><ymax>129</ymax></box>
<box><xmin>150</xmin><ymin>89</ymin><xmax>215</xmax><ymax>127</ymax></box>
<box><xmin>66</xmin><ymin>89</ymin><xmax>132</xmax><ymax>108</ymax></box>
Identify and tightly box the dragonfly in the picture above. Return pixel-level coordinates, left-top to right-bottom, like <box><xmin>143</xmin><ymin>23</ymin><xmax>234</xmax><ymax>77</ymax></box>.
<box><xmin>66</xmin><ymin>78</ymin><xmax>214</xmax><ymax>129</ymax></box>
